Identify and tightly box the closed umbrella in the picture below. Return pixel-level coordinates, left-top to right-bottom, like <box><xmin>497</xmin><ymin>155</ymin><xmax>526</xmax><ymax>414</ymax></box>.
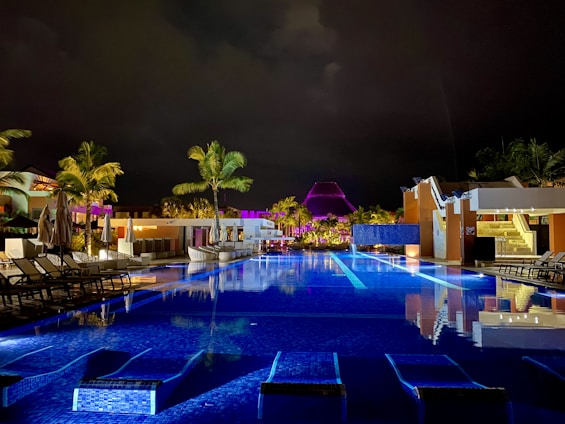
<box><xmin>220</xmin><ymin>225</ymin><xmax>228</xmax><ymax>243</ymax></box>
<box><xmin>125</xmin><ymin>217</ymin><xmax>136</xmax><ymax>256</ymax></box>
<box><xmin>209</xmin><ymin>220</ymin><xmax>217</xmax><ymax>244</ymax></box>
<box><xmin>101</xmin><ymin>214</ymin><xmax>112</xmax><ymax>249</ymax></box>
<box><xmin>37</xmin><ymin>205</ymin><xmax>53</xmax><ymax>252</ymax></box>
<box><xmin>51</xmin><ymin>192</ymin><xmax>73</xmax><ymax>267</ymax></box>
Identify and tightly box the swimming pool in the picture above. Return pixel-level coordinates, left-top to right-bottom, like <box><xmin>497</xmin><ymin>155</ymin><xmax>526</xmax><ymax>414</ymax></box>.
<box><xmin>1</xmin><ymin>251</ymin><xmax>564</xmax><ymax>423</ymax></box>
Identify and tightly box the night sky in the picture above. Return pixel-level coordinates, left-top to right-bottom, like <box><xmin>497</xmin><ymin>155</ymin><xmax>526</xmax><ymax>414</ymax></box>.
<box><xmin>1</xmin><ymin>1</ymin><xmax>564</xmax><ymax>211</ymax></box>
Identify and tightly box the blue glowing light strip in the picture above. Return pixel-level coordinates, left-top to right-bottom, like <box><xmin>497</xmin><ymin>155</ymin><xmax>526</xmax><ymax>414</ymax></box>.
<box><xmin>358</xmin><ymin>253</ymin><xmax>465</xmax><ymax>291</ymax></box>
<box><xmin>330</xmin><ymin>253</ymin><xmax>368</xmax><ymax>289</ymax></box>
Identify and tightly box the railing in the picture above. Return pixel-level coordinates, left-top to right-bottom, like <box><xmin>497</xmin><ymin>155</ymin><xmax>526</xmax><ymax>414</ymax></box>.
<box><xmin>512</xmin><ymin>214</ymin><xmax>536</xmax><ymax>253</ymax></box>
<box><xmin>425</xmin><ymin>176</ymin><xmax>447</xmax><ymax>217</ymax></box>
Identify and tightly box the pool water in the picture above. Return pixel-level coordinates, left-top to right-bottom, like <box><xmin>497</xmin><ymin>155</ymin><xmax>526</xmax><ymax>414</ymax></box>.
<box><xmin>1</xmin><ymin>251</ymin><xmax>564</xmax><ymax>423</ymax></box>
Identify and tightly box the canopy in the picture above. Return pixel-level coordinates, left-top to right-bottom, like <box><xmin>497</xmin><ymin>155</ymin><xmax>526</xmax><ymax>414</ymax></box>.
<box><xmin>1</xmin><ymin>215</ymin><xmax>38</xmax><ymax>228</ymax></box>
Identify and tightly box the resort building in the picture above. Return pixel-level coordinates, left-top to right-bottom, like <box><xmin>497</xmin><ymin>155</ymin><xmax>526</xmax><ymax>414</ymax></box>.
<box><xmin>0</xmin><ymin>166</ymin><xmax>112</xmax><ymax>225</ymax></box>
<box><xmin>403</xmin><ymin>176</ymin><xmax>565</xmax><ymax>265</ymax></box>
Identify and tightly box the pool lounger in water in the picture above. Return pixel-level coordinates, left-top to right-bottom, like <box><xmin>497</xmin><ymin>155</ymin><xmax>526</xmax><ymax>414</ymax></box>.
<box><xmin>73</xmin><ymin>348</ymin><xmax>205</xmax><ymax>415</ymax></box>
<box><xmin>1</xmin><ymin>346</ymin><xmax>105</xmax><ymax>407</ymax></box>
<box><xmin>385</xmin><ymin>354</ymin><xmax>513</xmax><ymax>424</ymax></box>
<box><xmin>258</xmin><ymin>351</ymin><xmax>347</xmax><ymax>422</ymax></box>
<box><xmin>523</xmin><ymin>355</ymin><xmax>565</xmax><ymax>382</ymax></box>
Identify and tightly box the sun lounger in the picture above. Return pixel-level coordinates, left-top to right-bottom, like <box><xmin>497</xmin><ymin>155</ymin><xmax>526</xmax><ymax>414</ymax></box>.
<box><xmin>1</xmin><ymin>346</ymin><xmax>105</xmax><ymax>407</ymax></box>
<box><xmin>497</xmin><ymin>250</ymin><xmax>553</xmax><ymax>274</ymax></box>
<box><xmin>513</xmin><ymin>251</ymin><xmax>565</xmax><ymax>278</ymax></box>
<box><xmin>34</xmin><ymin>256</ymin><xmax>106</xmax><ymax>294</ymax></box>
<box><xmin>258</xmin><ymin>351</ymin><xmax>347</xmax><ymax>422</ymax></box>
<box><xmin>188</xmin><ymin>246</ymin><xmax>217</xmax><ymax>261</ymax></box>
<box><xmin>73</xmin><ymin>348</ymin><xmax>205</xmax><ymax>414</ymax></box>
<box><xmin>0</xmin><ymin>274</ymin><xmax>46</xmax><ymax>308</ymax></box>
<box><xmin>385</xmin><ymin>354</ymin><xmax>513</xmax><ymax>424</ymax></box>
<box><xmin>62</xmin><ymin>254</ymin><xmax>131</xmax><ymax>291</ymax></box>
<box><xmin>8</xmin><ymin>258</ymin><xmax>78</xmax><ymax>302</ymax></box>
<box><xmin>11</xmin><ymin>257</ymin><xmax>98</xmax><ymax>298</ymax></box>
<box><xmin>522</xmin><ymin>355</ymin><xmax>565</xmax><ymax>383</ymax></box>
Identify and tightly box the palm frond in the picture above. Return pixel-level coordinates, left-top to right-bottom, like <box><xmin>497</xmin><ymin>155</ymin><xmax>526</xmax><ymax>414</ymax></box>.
<box><xmin>219</xmin><ymin>176</ymin><xmax>253</xmax><ymax>192</ymax></box>
<box><xmin>172</xmin><ymin>181</ymin><xmax>208</xmax><ymax>195</ymax></box>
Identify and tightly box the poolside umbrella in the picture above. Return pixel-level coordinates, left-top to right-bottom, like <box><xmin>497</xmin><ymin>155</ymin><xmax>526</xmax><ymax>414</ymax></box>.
<box><xmin>101</xmin><ymin>214</ymin><xmax>112</xmax><ymax>250</ymax></box>
<box><xmin>37</xmin><ymin>205</ymin><xmax>53</xmax><ymax>252</ymax></box>
<box><xmin>51</xmin><ymin>191</ymin><xmax>73</xmax><ymax>267</ymax></box>
<box><xmin>220</xmin><ymin>225</ymin><xmax>228</xmax><ymax>243</ymax></box>
<box><xmin>209</xmin><ymin>220</ymin><xmax>217</xmax><ymax>244</ymax></box>
<box><xmin>125</xmin><ymin>217</ymin><xmax>136</xmax><ymax>256</ymax></box>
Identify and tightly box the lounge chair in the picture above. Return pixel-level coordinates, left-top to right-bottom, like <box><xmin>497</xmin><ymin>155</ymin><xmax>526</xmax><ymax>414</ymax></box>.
<box><xmin>13</xmin><ymin>257</ymin><xmax>100</xmax><ymax>297</ymax></box>
<box><xmin>385</xmin><ymin>354</ymin><xmax>513</xmax><ymax>424</ymax></box>
<box><xmin>258</xmin><ymin>351</ymin><xmax>347</xmax><ymax>422</ymax></box>
<box><xmin>522</xmin><ymin>355</ymin><xmax>565</xmax><ymax>383</ymax></box>
<box><xmin>73</xmin><ymin>348</ymin><xmax>205</xmax><ymax>414</ymax></box>
<box><xmin>0</xmin><ymin>274</ymin><xmax>46</xmax><ymax>308</ymax></box>
<box><xmin>513</xmin><ymin>251</ymin><xmax>565</xmax><ymax>279</ymax></box>
<box><xmin>60</xmin><ymin>254</ymin><xmax>131</xmax><ymax>291</ymax></box>
<box><xmin>522</xmin><ymin>355</ymin><xmax>565</xmax><ymax>408</ymax></box>
<box><xmin>9</xmin><ymin>258</ymin><xmax>79</xmax><ymax>301</ymax></box>
<box><xmin>497</xmin><ymin>250</ymin><xmax>553</xmax><ymax>274</ymax></box>
<box><xmin>1</xmin><ymin>346</ymin><xmax>105</xmax><ymax>407</ymax></box>
<box><xmin>187</xmin><ymin>246</ymin><xmax>217</xmax><ymax>261</ymax></box>
<box><xmin>35</xmin><ymin>255</ymin><xmax>101</xmax><ymax>291</ymax></box>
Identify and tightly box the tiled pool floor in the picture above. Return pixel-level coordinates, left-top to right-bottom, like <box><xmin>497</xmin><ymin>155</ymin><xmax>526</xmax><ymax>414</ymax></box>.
<box><xmin>2</xmin><ymin>252</ymin><xmax>565</xmax><ymax>423</ymax></box>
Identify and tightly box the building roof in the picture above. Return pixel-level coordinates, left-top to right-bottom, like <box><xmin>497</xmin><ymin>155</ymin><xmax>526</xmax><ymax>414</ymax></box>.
<box><xmin>302</xmin><ymin>182</ymin><xmax>356</xmax><ymax>219</ymax></box>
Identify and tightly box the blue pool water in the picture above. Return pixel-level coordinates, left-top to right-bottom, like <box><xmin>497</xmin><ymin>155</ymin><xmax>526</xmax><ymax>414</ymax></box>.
<box><xmin>1</xmin><ymin>251</ymin><xmax>565</xmax><ymax>423</ymax></box>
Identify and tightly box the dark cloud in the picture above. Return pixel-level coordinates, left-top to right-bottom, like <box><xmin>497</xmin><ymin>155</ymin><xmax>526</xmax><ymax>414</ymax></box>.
<box><xmin>0</xmin><ymin>0</ymin><xmax>563</xmax><ymax>211</ymax></box>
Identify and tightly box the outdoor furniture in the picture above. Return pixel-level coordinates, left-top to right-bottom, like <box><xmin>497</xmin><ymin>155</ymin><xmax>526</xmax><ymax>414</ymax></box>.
<box><xmin>385</xmin><ymin>354</ymin><xmax>513</xmax><ymax>424</ymax></box>
<box><xmin>188</xmin><ymin>246</ymin><xmax>217</xmax><ymax>262</ymax></box>
<box><xmin>34</xmin><ymin>256</ymin><xmax>108</xmax><ymax>294</ymax></box>
<box><xmin>0</xmin><ymin>274</ymin><xmax>45</xmax><ymax>308</ymax></box>
<box><xmin>73</xmin><ymin>349</ymin><xmax>205</xmax><ymax>414</ymax></box>
<box><xmin>11</xmin><ymin>257</ymin><xmax>97</xmax><ymax>298</ymax></box>
<box><xmin>1</xmin><ymin>346</ymin><xmax>105</xmax><ymax>407</ymax></box>
<box><xmin>514</xmin><ymin>251</ymin><xmax>565</xmax><ymax>279</ymax></box>
<box><xmin>62</xmin><ymin>254</ymin><xmax>131</xmax><ymax>291</ymax></box>
<box><xmin>523</xmin><ymin>355</ymin><xmax>565</xmax><ymax>383</ymax></box>
<box><xmin>497</xmin><ymin>250</ymin><xmax>553</xmax><ymax>274</ymax></box>
<box><xmin>258</xmin><ymin>351</ymin><xmax>347</xmax><ymax>422</ymax></box>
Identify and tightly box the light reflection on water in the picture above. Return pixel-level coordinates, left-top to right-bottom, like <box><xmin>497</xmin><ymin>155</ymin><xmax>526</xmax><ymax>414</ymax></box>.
<box><xmin>1</xmin><ymin>251</ymin><xmax>565</xmax><ymax>423</ymax></box>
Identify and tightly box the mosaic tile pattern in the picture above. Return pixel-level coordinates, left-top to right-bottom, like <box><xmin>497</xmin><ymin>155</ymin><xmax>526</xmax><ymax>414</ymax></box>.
<box><xmin>73</xmin><ymin>350</ymin><xmax>204</xmax><ymax>414</ymax></box>
<box><xmin>351</xmin><ymin>224</ymin><xmax>420</xmax><ymax>245</ymax></box>
<box><xmin>2</xmin><ymin>347</ymin><xmax>104</xmax><ymax>407</ymax></box>
<box><xmin>73</xmin><ymin>380</ymin><xmax>159</xmax><ymax>414</ymax></box>
<box><xmin>258</xmin><ymin>351</ymin><xmax>347</xmax><ymax>421</ymax></box>
<box><xmin>0</xmin><ymin>252</ymin><xmax>564</xmax><ymax>423</ymax></box>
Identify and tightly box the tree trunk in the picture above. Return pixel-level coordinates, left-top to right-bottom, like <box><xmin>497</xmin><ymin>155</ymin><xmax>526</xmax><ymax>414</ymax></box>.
<box><xmin>85</xmin><ymin>202</ymin><xmax>92</xmax><ymax>256</ymax></box>
<box><xmin>212</xmin><ymin>189</ymin><xmax>220</xmax><ymax>244</ymax></box>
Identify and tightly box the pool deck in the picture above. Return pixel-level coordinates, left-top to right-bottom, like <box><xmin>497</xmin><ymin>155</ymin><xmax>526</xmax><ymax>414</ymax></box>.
<box><xmin>0</xmin><ymin>256</ymin><xmax>192</xmax><ymax>332</ymax></box>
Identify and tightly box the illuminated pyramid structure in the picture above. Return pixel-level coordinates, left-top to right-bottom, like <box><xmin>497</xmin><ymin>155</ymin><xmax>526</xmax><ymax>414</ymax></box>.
<box><xmin>302</xmin><ymin>182</ymin><xmax>356</xmax><ymax>220</ymax></box>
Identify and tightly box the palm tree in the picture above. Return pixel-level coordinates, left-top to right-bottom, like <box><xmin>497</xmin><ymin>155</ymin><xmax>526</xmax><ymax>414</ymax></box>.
<box><xmin>187</xmin><ymin>197</ymin><xmax>215</xmax><ymax>218</ymax></box>
<box><xmin>346</xmin><ymin>206</ymin><xmax>370</xmax><ymax>226</ymax></box>
<box><xmin>56</xmin><ymin>141</ymin><xmax>124</xmax><ymax>255</ymax></box>
<box><xmin>0</xmin><ymin>129</ymin><xmax>32</xmax><ymax>200</ymax></box>
<box><xmin>270</xmin><ymin>196</ymin><xmax>299</xmax><ymax>236</ymax></box>
<box><xmin>292</xmin><ymin>204</ymin><xmax>312</xmax><ymax>237</ymax></box>
<box><xmin>160</xmin><ymin>196</ymin><xmax>187</xmax><ymax>218</ymax></box>
<box><xmin>368</xmin><ymin>204</ymin><xmax>394</xmax><ymax>224</ymax></box>
<box><xmin>514</xmin><ymin>138</ymin><xmax>565</xmax><ymax>186</ymax></box>
<box><xmin>172</xmin><ymin>140</ymin><xmax>253</xmax><ymax>242</ymax></box>
<box><xmin>469</xmin><ymin>137</ymin><xmax>565</xmax><ymax>186</ymax></box>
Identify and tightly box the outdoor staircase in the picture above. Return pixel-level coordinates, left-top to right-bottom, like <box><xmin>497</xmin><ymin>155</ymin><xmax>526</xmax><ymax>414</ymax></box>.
<box><xmin>477</xmin><ymin>221</ymin><xmax>533</xmax><ymax>256</ymax></box>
